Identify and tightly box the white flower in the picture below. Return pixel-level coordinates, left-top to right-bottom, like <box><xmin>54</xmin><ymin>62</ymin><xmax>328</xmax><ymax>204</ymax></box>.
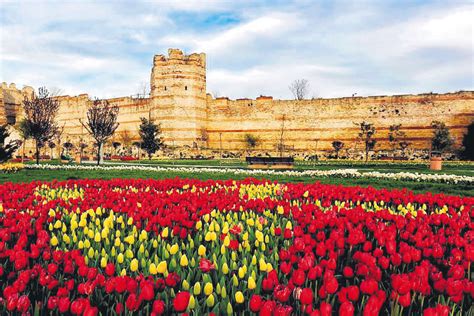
<box><xmin>24</xmin><ymin>163</ymin><xmax>474</xmax><ymax>185</ymax></box>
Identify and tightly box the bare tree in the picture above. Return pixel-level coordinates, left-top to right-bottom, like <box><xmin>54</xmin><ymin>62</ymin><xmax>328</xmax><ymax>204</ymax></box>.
<box><xmin>80</xmin><ymin>99</ymin><xmax>119</xmax><ymax>165</ymax></box>
<box><xmin>55</xmin><ymin>124</ymin><xmax>66</xmax><ymax>160</ymax></box>
<box><xmin>22</xmin><ymin>87</ymin><xmax>60</xmax><ymax>164</ymax></box>
<box><xmin>332</xmin><ymin>140</ymin><xmax>344</xmax><ymax>159</ymax></box>
<box><xmin>289</xmin><ymin>79</ymin><xmax>309</xmax><ymax>100</ymax></box>
<box><xmin>356</xmin><ymin>121</ymin><xmax>376</xmax><ymax>163</ymax></box>
<box><xmin>277</xmin><ymin>114</ymin><xmax>287</xmax><ymax>157</ymax></box>
<box><xmin>47</xmin><ymin>141</ymin><xmax>56</xmax><ymax>159</ymax></box>
<box><xmin>119</xmin><ymin>129</ymin><xmax>133</xmax><ymax>154</ymax></box>
<box><xmin>79</xmin><ymin>140</ymin><xmax>88</xmax><ymax>163</ymax></box>
<box><xmin>197</xmin><ymin>128</ymin><xmax>209</xmax><ymax>150</ymax></box>
<box><xmin>136</xmin><ymin>82</ymin><xmax>150</xmax><ymax>99</ymax></box>
<box><xmin>388</xmin><ymin>124</ymin><xmax>406</xmax><ymax>161</ymax></box>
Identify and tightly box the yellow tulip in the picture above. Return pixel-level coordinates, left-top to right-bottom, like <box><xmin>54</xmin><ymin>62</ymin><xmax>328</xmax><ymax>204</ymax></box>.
<box><xmin>198</xmin><ymin>245</ymin><xmax>206</xmax><ymax>256</ymax></box>
<box><xmin>149</xmin><ymin>263</ymin><xmax>157</xmax><ymax>275</ymax></box>
<box><xmin>188</xmin><ymin>295</ymin><xmax>196</xmax><ymax>309</ymax></box>
<box><xmin>170</xmin><ymin>244</ymin><xmax>179</xmax><ymax>255</ymax></box>
<box><xmin>226</xmin><ymin>302</ymin><xmax>233</xmax><ymax>315</ymax></box>
<box><xmin>193</xmin><ymin>282</ymin><xmax>201</xmax><ymax>295</ymax></box>
<box><xmin>117</xmin><ymin>253</ymin><xmax>124</xmax><ymax>263</ymax></box>
<box><xmin>100</xmin><ymin>257</ymin><xmax>107</xmax><ymax>268</ymax></box>
<box><xmin>130</xmin><ymin>259</ymin><xmax>138</xmax><ymax>272</ymax></box>
<box><xmin>195</xmin><ymin>221</ymin><xmax>202</xmax><ymax>230</ymax></box>
<box><xmin>182</xmin><ymin>280</ymin><xmax>190</xmax><ymax>290</ymax></box>
<box><xmin>223</xmin><ymin>235</ymin><xmax>230</xmax><ymax>247</ymax></box>
<box><xmin>235</xmin><ymin>291</ymin><xmax>244</xmax><ymax>304</ymax></box>
<box><xmin>180</xmin><ymin>254</ymin><xmax>189</xmax><ymax>267</ymax></box>
<box><xmin>161</xmin><ymin>227</ymin><xmax>169</xmax><ymax>238</ymax></box>
<box><xmin>206</xmin><ymin>294</ymin><xmax>215</xmax><ymax>307</ymax></box>
<box><xmin>124</xmin><ymin>235</ymin><xmax>135</xmax><ymax>245</ymax></box>
<box><xmin>204</xmin><ymin>282</ymin><xmax>213</xmax><ymax>296</ymax></box>
<box><xmin>125</xmin><ymin>249</ymin><xmax>134</xmax><ymax>259</ymax></box>
<box><xmin>50</xmin><ymin>236</ymin><xmax>58</xmax><ymax>246</ymax></box>
<box><xmin>248</xmin><ymin>276</ymin><xmax>256</xmax><ymax>289</ymax></box>
<box><xmin>94</xmin><ymin>232</ymin><xmax>101</xmax><ymax>242</ymax></box>
<box><xmin>157</xmin><ymin>261</ymin><xmax>167</xmax><ymax>274</ymax></box>
<box><xmin>238</xmin><ymin>267</ymin><xmax>245</xmax><ymax>279</ymax></box>
<box><xmin>222</xmin><ymin>262</ymin><xmax>229</xmax><ymax>274</ymax></box>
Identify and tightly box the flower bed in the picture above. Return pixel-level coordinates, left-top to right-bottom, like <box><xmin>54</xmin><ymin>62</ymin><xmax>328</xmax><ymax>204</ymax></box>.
<box><xmin>26</xmin><ymin>163</ymin><xmax>474</xmax><ymax>185</ymax></box>
<box><xmin>0</xmin><ymin>162</ymin><xmax>24</xmax><ymax>173</ymax></box>
<box><xmin>0</xmin><ymin>179</ymin><xmax>473</xmax><ymax>315</ymax></box>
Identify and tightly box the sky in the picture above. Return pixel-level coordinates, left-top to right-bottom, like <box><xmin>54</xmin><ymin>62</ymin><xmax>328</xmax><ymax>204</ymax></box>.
<box><xmin>0</xmin><ymin>0</ymin><xmax>473</xmax><ymax>99</ymax></box>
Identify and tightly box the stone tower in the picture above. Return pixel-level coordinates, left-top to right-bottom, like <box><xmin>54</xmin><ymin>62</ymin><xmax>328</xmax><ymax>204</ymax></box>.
<box><xmin>150</xmin><ymin>48</ymin><xmax>207</xmax><ymax>148</ymax></box>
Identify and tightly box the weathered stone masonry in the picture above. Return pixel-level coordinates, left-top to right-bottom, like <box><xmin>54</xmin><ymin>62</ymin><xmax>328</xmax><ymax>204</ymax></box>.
<box><xmin>1</xmin><ymin>48</ymin><xmax>473</xmax><ymax>156</ymax></box>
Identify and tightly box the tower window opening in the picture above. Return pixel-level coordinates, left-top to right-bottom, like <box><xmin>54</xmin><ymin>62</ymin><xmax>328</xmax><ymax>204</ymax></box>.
<box><xmin>185</xmin><ymin>86</ymin><xmax>188</xmax><ymax>91</ymax></box>
<box><xmin>164</xmin><ymin>86</ymin><xmax>167</xmax><ymax>91</ymax></box>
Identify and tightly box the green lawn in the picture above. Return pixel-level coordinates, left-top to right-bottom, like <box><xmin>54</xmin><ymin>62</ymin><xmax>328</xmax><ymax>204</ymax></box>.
<box><xmin>2</xmin><ymin>166</ymin><xmax>473</xmax><ymax>196</ymax></box>
<box><xmin>55</xmin><ymin>158</ymin><xmax>474</xmax><ymax>176</ymax></box>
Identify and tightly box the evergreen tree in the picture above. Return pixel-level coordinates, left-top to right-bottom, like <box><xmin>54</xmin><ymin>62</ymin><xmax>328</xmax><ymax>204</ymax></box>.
<box><xmin>431</xmin><ymin>121</ymin><xmax>454</xmax><ymax>154</ymax></box>
<box><xmin>139</xmin><ymin>117</ymin><xmax>164</xmax><ymax>160</ymax></box>
<box><xmin>0</xmin><ymin>125</ymin><xmax>20</xmax><ymax>163</ymax></box>
<box><xmin>460</xmin><ymin>121</ymin><xmax>474</xmax><ymax>160</ymax></box>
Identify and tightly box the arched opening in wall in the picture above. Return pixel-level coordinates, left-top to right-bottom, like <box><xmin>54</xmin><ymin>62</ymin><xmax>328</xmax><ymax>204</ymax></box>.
<box><xmin>185</xmin><ymin>86</ymin><xmax>188</xmax><ymax>91</ymax></box>
<box><xmin>164</xmin><ymin>86</ymin><xmax>167</xmax><ymax>91</ymax></box>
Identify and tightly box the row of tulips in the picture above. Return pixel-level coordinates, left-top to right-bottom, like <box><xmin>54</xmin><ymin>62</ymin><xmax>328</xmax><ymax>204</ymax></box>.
<box><xmin>26</xmin><ymin>163</ymin><xmax>474</xmax><ymax>185</ymax></box>
<box><xmin>0</xmin><ymin>178</ymin><xmax>473</xmax><ymax>315</ymax></box>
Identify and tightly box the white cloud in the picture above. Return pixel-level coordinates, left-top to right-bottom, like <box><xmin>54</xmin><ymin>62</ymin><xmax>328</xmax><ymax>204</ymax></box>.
<box><xmin>0</xmin><ymin>0</ymin><xmax>472</xmax><ymax>100</ymax></box>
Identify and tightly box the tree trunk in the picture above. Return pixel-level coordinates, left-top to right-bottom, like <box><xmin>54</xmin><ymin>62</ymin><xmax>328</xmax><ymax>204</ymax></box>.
<box><xmin>96</xmin><ymin>142</ymin><xmax>101</xmax><ymax>165</ymax></box>
<box><xmin>22</xmin><ymin>139</ymin><xmax>26</xmax><ymax>163</ymax></box>
<box><xmin>392</xmin><ymin>144</ymin><xmax>395</xmax><ymax>163</ymax></box>
<box><xmin>365</xmin><ymin>142</ymin><xmax>369</xmax><ymax>163</ymax></box>
<box><xmin>35</xmin><ymin>140</ymin><xmax>40</xmax><ymax>164</ymax></box>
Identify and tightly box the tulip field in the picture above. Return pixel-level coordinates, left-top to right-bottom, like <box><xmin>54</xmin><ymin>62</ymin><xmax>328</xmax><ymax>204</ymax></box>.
<box><xmin>0</xmin><ymin>178</ymin><xmax>473</xmax><ymax>315</ymax></box>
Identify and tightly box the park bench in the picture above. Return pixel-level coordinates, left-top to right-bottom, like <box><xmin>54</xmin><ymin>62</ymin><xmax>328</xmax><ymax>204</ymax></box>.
<box><xmin>246</xmin><ymin>157</ymin><xmax>294</xmax><ymax>169</ymax></box>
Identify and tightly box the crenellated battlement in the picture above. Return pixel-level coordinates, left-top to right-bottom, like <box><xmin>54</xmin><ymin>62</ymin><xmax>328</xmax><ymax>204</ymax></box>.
<box><xmin>153</xmin><ymin>48</ymin><xmax>206</xmax><ymax>67</ymax></box>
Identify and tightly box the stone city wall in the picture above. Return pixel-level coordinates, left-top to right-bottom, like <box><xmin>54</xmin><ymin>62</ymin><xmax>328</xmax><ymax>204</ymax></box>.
<box><xmin>1</xmin><ymin>48</ymin><xmax>473</xmax><ymax>159</ymax></box>
<box><xmin>206</xmin><ymin>92</ymin><xmax>474</xmax><ymax>154</ymax></box>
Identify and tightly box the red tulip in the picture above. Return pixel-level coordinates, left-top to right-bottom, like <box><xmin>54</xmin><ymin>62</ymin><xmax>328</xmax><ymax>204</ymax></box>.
<box><xmin>173</xmin><ymin>291</ymin><xmax>190</xmax><ymax>312</ymax></box>
<box><xmin>249</xmin><ymin>295</ymin><xmax>263</xmax><ymax>312</ymax></box>
<box><xmin>105</xmin><ymin>263</ymin><xmax>115</xmax><ymax>276</ymax></box>
<box><xmin>199</xmin><ymin>258</ymin><xmax>216</xmax><ymax>273</ymax></box>
<box><xmin>339</xmin><ymin>301</ymin><xmax>354</xmax><ymax>316</ymax></box>
<box><xmin>152</xmin><ymin>299</ymin><xmax>165</xmax><ymax>315</ymax></box>
<box><xmin>300</xmin><ymin>288</ymin><xmax>313</xmax><ymax>305</ymax></box>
